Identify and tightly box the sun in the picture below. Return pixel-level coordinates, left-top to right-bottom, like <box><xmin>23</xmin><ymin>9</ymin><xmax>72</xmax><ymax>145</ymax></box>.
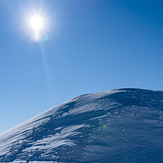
<box><xmin>29</xmin><ymin>15</ymin><xmax>45</xmax><ymax>41</ymax></box>
<box><xmin>30</xmin><ymin>16</ymin><xmax>44</xmax><ymax>31</ymax></box>
<box><xmin>22</xmin><ymin>6</ymin><xmax>51</xmax><ymax>42</ymax></box>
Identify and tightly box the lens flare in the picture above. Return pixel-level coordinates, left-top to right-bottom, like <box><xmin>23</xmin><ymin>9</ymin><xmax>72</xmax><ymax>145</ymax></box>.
<box><xmin>42</xmin><ymin>34</ymin><xmax>48</xmax><ymax>41</ymax></box>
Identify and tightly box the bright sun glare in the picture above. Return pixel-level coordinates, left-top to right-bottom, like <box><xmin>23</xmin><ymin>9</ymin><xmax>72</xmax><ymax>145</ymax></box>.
<box><xmin>29</xmin><ymin>15</ymin><xmax>44</xmax><ymax>41</ymax></box>
<box><xmin>30</xmin><ymin>16</ymin><xmax>44</xmax><ymax>30</ymax></box>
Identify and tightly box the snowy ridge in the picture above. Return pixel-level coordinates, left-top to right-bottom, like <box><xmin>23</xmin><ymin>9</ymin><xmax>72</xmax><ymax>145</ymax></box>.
<box><xmin>0</xmin><ymin>88</ymin><xmax>163</xmax><ymax>162</ymax></box>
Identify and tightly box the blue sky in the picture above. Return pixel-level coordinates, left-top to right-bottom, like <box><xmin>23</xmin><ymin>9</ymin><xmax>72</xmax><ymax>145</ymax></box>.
<box><xmin>0</xmin><ymin>0</ymin><xmax>163</xmax><ymax>134</ymax></box>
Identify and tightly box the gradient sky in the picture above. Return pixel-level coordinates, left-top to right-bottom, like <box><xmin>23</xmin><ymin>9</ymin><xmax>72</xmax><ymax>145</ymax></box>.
<box><xmin>0</xmin><ymin>0</ymin><xmax>163</xmax><ymax>134</ymax></box>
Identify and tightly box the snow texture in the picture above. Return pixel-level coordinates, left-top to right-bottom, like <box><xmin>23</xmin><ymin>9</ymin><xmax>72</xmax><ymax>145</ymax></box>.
<box><xmin>0</xmin><ymin>88</ymin><xmax>163</xmax><ymax>162</ymax></box>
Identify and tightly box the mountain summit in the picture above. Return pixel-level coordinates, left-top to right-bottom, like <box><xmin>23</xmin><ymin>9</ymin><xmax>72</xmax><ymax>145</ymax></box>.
<box><xmin>0</xmin><ymin>88</ymin><xmax>163</xmax><ymax>163</ymax></box>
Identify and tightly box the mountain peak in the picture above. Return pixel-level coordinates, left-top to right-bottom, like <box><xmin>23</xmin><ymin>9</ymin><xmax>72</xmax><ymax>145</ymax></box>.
<box><xmin>1</xmin><ymin>88</ymin><xmax>163</xmax><ymax>162</ymax></box>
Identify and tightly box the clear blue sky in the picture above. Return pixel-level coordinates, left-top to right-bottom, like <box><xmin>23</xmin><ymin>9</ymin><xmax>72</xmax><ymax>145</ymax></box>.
<box><xmin>0</xmin><ymin>0</ymin><xmax>163</xmax><ymax>134</ymax></box>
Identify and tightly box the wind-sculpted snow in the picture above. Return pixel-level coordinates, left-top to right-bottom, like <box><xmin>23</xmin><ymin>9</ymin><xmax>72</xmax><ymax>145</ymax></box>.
<box><xmin>0</xmin><ymin>88</ymin><xmax>163</xmax><ymax>162</ymax></box>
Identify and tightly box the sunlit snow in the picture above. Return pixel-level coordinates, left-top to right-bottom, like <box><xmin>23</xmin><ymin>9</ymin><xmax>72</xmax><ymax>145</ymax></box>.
<box><xmin>0</xmin><ymin>88</ymin><xmax>163</xmax><ymax>162</ymax></box>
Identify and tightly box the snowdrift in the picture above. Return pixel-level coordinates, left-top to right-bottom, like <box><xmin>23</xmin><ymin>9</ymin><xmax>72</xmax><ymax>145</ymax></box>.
<box><xmin>0</xmin><ymin>88</ymin><xmax>163</xmax><ymax>163</ymax></box>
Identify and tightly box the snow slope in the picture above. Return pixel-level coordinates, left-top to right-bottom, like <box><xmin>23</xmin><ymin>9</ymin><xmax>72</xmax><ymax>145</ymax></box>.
<box><xmin>0</xmin><ymin>88</ymin><xmax>163</xmax><ymax>163</ymax></box>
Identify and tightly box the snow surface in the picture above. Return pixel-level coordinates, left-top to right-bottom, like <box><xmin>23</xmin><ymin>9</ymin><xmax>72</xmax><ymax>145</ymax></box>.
<box><xmin>0</xmin><ymin>88</ymin><xmax>163</xmax><ymax>163</ymax></box>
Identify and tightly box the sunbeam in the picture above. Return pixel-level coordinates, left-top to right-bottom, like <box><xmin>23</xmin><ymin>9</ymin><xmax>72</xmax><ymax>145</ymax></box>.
<box><xmin>40</xmin><ymin>42</ymin><xmax>54</xmax><ymax>106</ymax></box>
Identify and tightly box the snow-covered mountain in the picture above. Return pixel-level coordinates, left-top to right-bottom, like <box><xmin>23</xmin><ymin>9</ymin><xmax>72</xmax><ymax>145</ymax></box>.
<box><xmin>0</xmin><ymin>88</ymin><xmax>163</xmax><ymax>163</ymax></box>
